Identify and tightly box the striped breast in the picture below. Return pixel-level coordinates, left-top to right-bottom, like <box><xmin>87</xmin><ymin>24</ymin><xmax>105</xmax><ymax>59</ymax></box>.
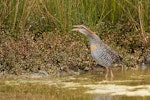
<box><xmin>91</xmin><ymin>44</ymin><xmax>121</xmax><ymax>67</ymax></box>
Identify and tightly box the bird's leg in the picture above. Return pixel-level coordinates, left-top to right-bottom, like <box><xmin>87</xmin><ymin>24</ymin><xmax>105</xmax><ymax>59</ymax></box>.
<box><xmin>109</xmin><ymin>68</ymin><xmax>114</xmax><ymax>80</ymax></box>
<box><xmin>105</xmin><ymin>67</ymin><xmax>109</xmax><ymax>80</ymax></box>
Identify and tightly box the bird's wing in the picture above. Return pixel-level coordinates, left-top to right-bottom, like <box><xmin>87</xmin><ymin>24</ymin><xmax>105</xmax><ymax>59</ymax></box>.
<box><xmin>101</xmin><ymin>43</ymin><xmax>123</xmax><ymax>63</ymax></box>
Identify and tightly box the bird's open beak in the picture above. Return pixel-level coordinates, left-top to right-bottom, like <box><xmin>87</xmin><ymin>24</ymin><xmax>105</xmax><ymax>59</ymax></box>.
<box><xmin>72</xmin><ymin>25</ymin><xmax>81</xmax><ymax>31</ymax></box>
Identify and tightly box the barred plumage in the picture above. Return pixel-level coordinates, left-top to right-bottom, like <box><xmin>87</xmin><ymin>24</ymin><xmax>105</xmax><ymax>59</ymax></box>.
<box><xmin>72</xmin><ymin>25</ymin><xmax>123</xmax><ymax>79</ymax></box>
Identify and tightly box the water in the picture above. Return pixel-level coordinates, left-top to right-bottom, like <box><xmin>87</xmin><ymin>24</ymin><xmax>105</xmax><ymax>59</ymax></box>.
<box><xmin>0</xmin><ymin>69</ymin><xmax>150</xmax><ymax>100</ymax></box>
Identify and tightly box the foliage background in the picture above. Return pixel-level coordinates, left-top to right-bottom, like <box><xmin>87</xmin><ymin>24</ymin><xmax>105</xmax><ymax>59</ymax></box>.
<box><xmin>0</xmin><ymin>0</ymin><xmax>149</xmax><ymax>75</ymax></box>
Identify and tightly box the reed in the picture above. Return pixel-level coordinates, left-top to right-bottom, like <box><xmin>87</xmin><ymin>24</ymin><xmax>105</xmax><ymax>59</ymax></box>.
<box><xmin>0</xmin><ymin>0</ymin><xmax>149</xmax><ymax>34</ymax></box>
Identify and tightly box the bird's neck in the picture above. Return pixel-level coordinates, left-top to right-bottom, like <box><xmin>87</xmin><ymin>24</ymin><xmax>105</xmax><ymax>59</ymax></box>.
<box><xmin>88</xmin><ymin>34</ymin><xmax>102</xmax><ymax>46</ymax></box>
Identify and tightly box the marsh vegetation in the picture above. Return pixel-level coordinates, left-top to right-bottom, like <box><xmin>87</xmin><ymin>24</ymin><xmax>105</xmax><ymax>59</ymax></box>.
<box><xmin>0</xmin><ymin>0</ymin><xmax>150</xmax><ymax>76</ymax></box>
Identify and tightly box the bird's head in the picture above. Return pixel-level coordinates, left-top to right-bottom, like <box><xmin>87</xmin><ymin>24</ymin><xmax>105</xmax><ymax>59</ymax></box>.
<box><xmin>72</xmin><ymin>25</ymin><xmax>95</xmax><ymax>36</ymax></box>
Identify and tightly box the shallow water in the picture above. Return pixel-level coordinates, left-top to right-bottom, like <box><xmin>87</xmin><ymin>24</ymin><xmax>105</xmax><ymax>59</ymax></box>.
<box><xmin>0</xmin><ymin>69</ymin><xmax>150</xmax><ymax>100</ymax></box>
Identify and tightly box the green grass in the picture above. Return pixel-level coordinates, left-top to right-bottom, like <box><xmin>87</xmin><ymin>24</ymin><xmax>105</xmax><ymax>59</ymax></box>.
<box><xmin>0</xmin><ymin>0</ymin><xmax>150</xmax><ymax>33</ymax></box>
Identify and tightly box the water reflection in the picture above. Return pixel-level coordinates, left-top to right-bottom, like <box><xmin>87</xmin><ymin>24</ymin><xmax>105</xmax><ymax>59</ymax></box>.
<box><xmin>93</xmin><ymin>95</ymin><xmax>113</xmax><ymax>100</ymax></box>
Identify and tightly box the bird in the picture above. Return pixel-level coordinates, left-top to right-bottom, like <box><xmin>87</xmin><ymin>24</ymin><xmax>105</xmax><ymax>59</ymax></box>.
<box><xmin>72</xmin><ymin>25</ymin><xmax>123</xmax><ymax>80</ymax></box>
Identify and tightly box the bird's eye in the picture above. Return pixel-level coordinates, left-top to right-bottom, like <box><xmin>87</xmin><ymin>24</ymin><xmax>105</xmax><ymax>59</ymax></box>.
<box><xmin>81</xmin><ymin>27</ymin><xmax>86</xmax><ymax>29</ymax></box>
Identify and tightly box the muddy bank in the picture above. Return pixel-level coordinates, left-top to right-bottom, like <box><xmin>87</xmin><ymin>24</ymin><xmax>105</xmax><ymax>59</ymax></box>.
<box><xmin>0</xmin><ymin>66</ymin><xmax>149</xmax><ymax>80</ymax></box>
